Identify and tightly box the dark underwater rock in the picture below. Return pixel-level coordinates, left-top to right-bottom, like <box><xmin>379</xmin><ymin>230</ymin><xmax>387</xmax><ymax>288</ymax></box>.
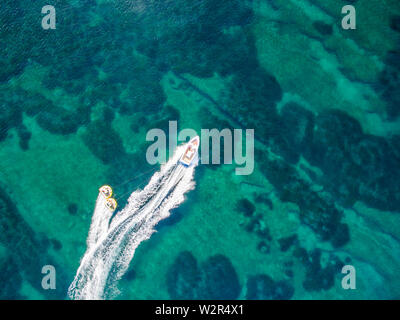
<box><xmin>259</xmin><ymin>156</ymin><xmax>349</xmax><ymax>246</ymax></box>
<box><xmin>348</xmin><ymin>135</ymin><xmax>400</xmax><ymax>210</ymax></box>
<box><xmin>0</xmin><ymin>1</ymin><xmax>32</xmax><ymax>82</ymax></box>
<box><xmin>0</xmin><ymin>185</ymin><xmax>69</xmax><ymax>298</ymax></box>
<box><xmin>300</xmin><ymin>249</ymin><xmax>344</xmax><ymax>292</ymax></box>
<box><xmin>299</xmin><ymin>192</ymin><xmax>343</xmax><ymax>243</ymax></box>
<box><xmin>377</xmin><ymin>49</ymin><xmax>400</xmax><ymax>119</ymax></box>
<box><xmin>101</xmin><ymin>107</ymin><xmax>115</xmax><ymax>124</ymax></box>
<box><xmin>246</xmin><ymin>274</ymin><xmax>274</xmax><ymax>299</ymax></box>
<box><xmin>130</xmin><ymin>114</ymin><xmax>147</xmax><ymax>133</ymax></box>
<box><xmin>17</xmin><ymin>124</ymin><xmax>31</xmax><ymax>151</ymax></box>
<box><xmin>81</xmin><ymin>119</ymin><xmax>126</xmax><ymax>165</ymax></box>
<box><xmin>278</xmin><ymin>235</ymin><xmax>298</xmax><ymax>252</ymax></box>
<box><xmin>0</xmin><ymin>0</ymin><xmax>103</xmax><ymax>85</ymax></box>
<box><xmin>0</xmin><ymin>94</ymin><xmax>23</xmax><ymax>141</ymax></box>
<box><xmin>36</xmin><ymin>104</ymin><xmax>90</xmax><ymax>135</ymax></box>
<box><xmin>313</xmin><ymin>21</ymin><xmax>333</xmax><ymax>36</ymax></box>
<box><xmin>289</xmin><ymin>107</ymin><xmax>400</xmax><ymax>211</ymax></box>
<box><xmin>156</xmin><ymin>206</ymin><xmax>184</xmax><ymax>230</ymax></box>
<box><xmin>272</xmin><ymin>103</ymin><xmax>314</xmax><ymax>164</ymax></box>
<box><xmin>200</xmin><ymin>254</ymin><xmax>241</xmax><ymax>300</ymax></box>
<box><xmin>34</xmin><ymin>3</ymin><xmax>112</xmax><ymax>91</ymax></box>
<box><xmin>390</xmin><ymin>15</ymin><xmax>400</xmax><ymax>32</ymax></box>
<box><xmin>121</xmin><ymin>70</ymin><xmax>166</xmax><ymax>115</ymax></box>
<box><xmin>225</xmin><ymin>67</ymin><xmax>282</xmax><ymax>142</ymax></box>
<box><xmin>258</xmin><ymin>156</ymin><xmax>298</xmax><ymax>200</ymax></box>
<box><xmin>135</xmin><ymin>0</ymin><xmax>254</xmax><ymax>77</ymax></box>
<box><xmin>67</xmin><ymin>203</ymin><xmax>78</xmax><ymax>215</ymax></box>
<box><xmin>87</xmin><ymin>81</ymin><xmax>122</xmax><ymax>110</ymax></box>
<box><xmin>331</xmin><ymin>223</ymin><xmax>350</xmax><ymax>248</ymax></box>
<box><xmin>199</xmin><ymin>0</ymin><xmax>254</xmax><ymax>28</ymax></box>
<box><xmin>246</xmin><ymin>274</ymin><xmax>294</xmax><ymax>300</ymax></box>
<box><xmin>124</xmin><ymin>268</ymin><xmax>136</xmax><ymax>281</ymax></box>
<box><xmin>213</xmin><ymin>32</ymin><xmax>260</xmax><ymax>77</ymax></box>
<box><xmin>167</xmin><ymin>252</ymin><xmax>241</xmax><ymax>300</ymax></box>
<box><xmin>388</xmin><ymin>135</ymin><xmax>400</xmax><ymax>159</ymax></box>
<box><xmin>304</xmin><ymin>110</ymin><xmax>363</xmax><ymax>169</ymax></box>
<box><xmin>255</xmin><ymin>193</ymin><xmax>274</xmax><ymax>210</ymax></box>
<box><xmin>236</xmin><ymin>198</ymin><xmax>256</xmax><ymax>217</ymax></box>
<box><xmin>156</xmin><ymin>185</ymin><xmax>196</xmax><ymax>231</ymax></box>
<box><xmin>166</xmin><ymin>251</ymin><xmax>201</xmax><ymax>300</ymax></box>
<box><xmin>50</xmin><ymin>239</ymin><xmax>63</xmax><ymax>251</ymax></box>
<box><xmin>18</xmin><ymin>90</ymin><xmax>52</xmax><ymax>117</ymax></box>
<box><xmin>243</xmin><ymin>214</ymin><xmax>271</xmax><ymax>242</ymax></box>
<box><xmin>274</xmin><ymin>280</ymin><xmax>295</xmax><ymax>299</ymax></box>
<box><xmin>302</xmin><ymin>110</ymin><xmax>362</xmax><ymax>206</ymax></box>
<box><xmin>306</xmin><ymin>113</ymin><xmax>400</xmax><ymax>210</ymax></box>
<box><xmin>0</xmin><ymin>255</ymin><xmax>24</xmax><ymax>300</ymax></box>
<box><xmin>384</xmin><ymin>50</ymin><xmax>400</xmax><ymax>75</ymax></box>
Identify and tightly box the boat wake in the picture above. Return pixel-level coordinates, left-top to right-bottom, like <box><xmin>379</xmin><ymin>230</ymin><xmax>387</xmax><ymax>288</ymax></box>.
<box><xmin>68</xmin><ymin>142</ymin><xmax>198</xmax><ymax>300</ymax></box>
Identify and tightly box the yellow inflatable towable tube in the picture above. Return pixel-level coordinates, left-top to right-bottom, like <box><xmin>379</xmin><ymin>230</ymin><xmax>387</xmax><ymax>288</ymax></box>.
<box><xmin>105</xmin><ymin>198</ymin><xmax>118</xmax><ymax>211</ymax></box>
<box><xmin>99</xmin><ymin>185</ymin><xmax>113</xmax><ymax>198</ymax></box>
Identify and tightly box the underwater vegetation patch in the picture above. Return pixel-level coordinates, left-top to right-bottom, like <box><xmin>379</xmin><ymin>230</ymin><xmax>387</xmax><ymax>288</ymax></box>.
<box><xmin>81</xmin><ymin>119</ymin><xmax>126</xmax><ymax>165</ymax></box>
<box><xmin>133</xmin><ymin>0</ymin><xmax>254</xmax><ymax>77</ymax></box>
<box><xmin>294</xmin><ymin>247</ymin><xmax>344</xmax><ymax>292</ymax></box>
<box><xmin>259</xmin><ymin>155</ymin><xmax>349</xmax><ymax>248</ymax></box>
<box><xmin>167</xmin><ymin>251</ymin><xmax>241</xmax><ymax>300</ymax></box>
<box><xmin>1</xmin><ymin>0</ymin><xmax>400</xmax><ymax>301</ymax></box>
<box><xmin>0</xmin><ymin>185</ymin><xmax>69</xmax><ymax>298</ymax></box>
<box><xmin>246</xmin><ymin>274</ymin><xmax>294</xmax><ymax>300</ymax></box>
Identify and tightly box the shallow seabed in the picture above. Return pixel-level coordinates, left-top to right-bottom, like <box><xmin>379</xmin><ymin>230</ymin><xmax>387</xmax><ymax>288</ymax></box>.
<box><xmin>0</xmin><ymin>0</ymin><xmax>400</xmax><ymax>299</ymax></box>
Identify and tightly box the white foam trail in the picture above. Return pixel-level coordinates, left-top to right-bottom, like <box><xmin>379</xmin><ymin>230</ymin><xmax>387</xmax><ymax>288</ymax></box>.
<box><xmin>68</xmin><ymin>144</ymin><xmax>198</xmax><ymax>300</ymax></box>
<box><xmin>86</xmin><ymin>194</ymin><xmax>113</xmax><ymax>251</ymax></box>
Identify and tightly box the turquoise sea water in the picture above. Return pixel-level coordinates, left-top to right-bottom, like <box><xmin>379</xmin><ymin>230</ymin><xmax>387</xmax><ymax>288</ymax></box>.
<box><xmin>1</xmin><ymin>0</ymin><xmax>400</xmax><ymax>299</ymax></box>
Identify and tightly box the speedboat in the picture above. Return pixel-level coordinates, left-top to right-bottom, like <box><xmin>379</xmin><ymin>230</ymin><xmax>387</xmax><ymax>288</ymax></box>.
<box><xmin>179</xmin><ymin>136</ymin><xmax>200</xmax><ymax>167</ymax></box>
